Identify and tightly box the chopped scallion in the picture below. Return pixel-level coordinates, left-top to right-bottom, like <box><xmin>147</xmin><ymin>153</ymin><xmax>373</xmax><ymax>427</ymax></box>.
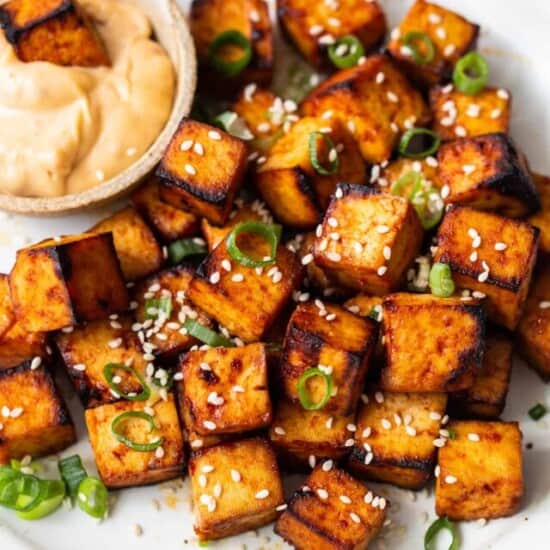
<box><xmin>297</xmin><ymin>368</ymin><xmax>333</xmax><ymax>411</ymax></box>
<box><xmin>424</xmin><ymin>516</ymin><xmax>459</xmax><ymax>550</ymax></box>
<box><xmin>453</xmin><ymin>52</ymin><xmax>489</xmax><ymax>95</ymax></box>
<box><xmin>208</xmin><ymin>30</ymin><xmax>252</xmax><ymax>77</ymax></box>
<box><xmin>226</xmin><ymin>221</ymin><xmax>282</xmax><ymax>268</ymax></box>
<box><xmin>402</xmin><ymin>31</ymin><xmax>435</xmax><ymax>65</ymax></box>
<box><xmin>429</xmin><ymin>263</ymin><xmax>455</xmax><ymax>298</ymax></box>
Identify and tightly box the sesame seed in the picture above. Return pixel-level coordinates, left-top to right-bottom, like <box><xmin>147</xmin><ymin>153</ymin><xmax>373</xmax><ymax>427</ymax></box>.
<box><xmin>490</xmin><ymin>108</ymin><xmax>502</xmax><ymax>119</ymax></box>
<box><xmin>191</xmin><ymin>440</ymin><xmax>203</xmax><ymax>449</ymax></box>
<box><xmin>383</xmin><ymin>246</ymin><xmax>392</xmax><ymax>260</ymax></box>
<box><xmin>318</xmin><ymin>34</ymin><xmax>336</xmax><ymax>45</ymax></box>
<box><xmin>213</xmin><ymin>483</ymin><xmax>222</xmax><ymax>498</ymax></box>
<box><xmin>10</xmin><ymin>407</ymin><xmax>23</xmax><ymax>418</ymax></box>
<box><xmin>301</xmin><ymin>253</ymin><xmax>314</xmax><ymax>266</ymax></box>
<box><xmin>386</xmin><ymin>91</ymin><xmax>399</xmax><ymax>103</ymax></box>
<box><xmin>372</xmin><ymin>496</ymin><xmax>380</xmax><ymax>508</ymax></box>
<box><xmin>276</xmin><ymin>504</ymin><xmax>288</xmax><ymax>511</ymax></box>
<box><xmin>231</xmin><ymin>273</ymin><xmax>244</xmax><ymax>283</ymax></box>
<box><xmin>478</xmin><ymin>271</ymin><xmax>489</xmax><ymax>283</ymax></box>
<box><xmin>381</xmin><ymin>418</ymin><xmax>392</xmax><ymax>430</ymax></box>
<box><xmin>494</xmin><ymin>242</ymin><xmax>507</xmax><ymax>251</ymax></box>
<box><xmin>444</xmin><ymin>44</ymin><xmax>456</xmax><ymax>57</ymax></box>
<box><xmin>347</xmin><ymin>423</ymin><xmax>357</xmax><ymax>432</ymax></box>
<box><xmin>363</xmin><ymin>442</ymin><xmax>372</xmax><ymax>453</ymax></box>
<box><xmin>362</xmin><ymin>427</ymin><xmax>372</xmax><ymax>438</ymax></box>
<box><xmin>472</xmin><ymin>291</ymin><xmax>486</xmax><ymax>299</ymax></box>
<box><xmin>445</xmin><ymin>475</ymin><xmax>458</xmax><ymax>484</ymax></box>
<box><xmin>433</xmin><ymin>438</ymin><xmax>446</xmax><ymax>448</ymax></box>
<box><xmin>375</xmin><ymin>71</ymin><xmax>385</xmax><ymax>84</ymax></box>
<box><xmin>468</xmin><ymin>433</ymin><xmax>480</xmax><ymax>442</ymax></box>
<box><xmin>364</xmin><ymin>491</ymin><xmax>373</xmax><ymax>504</ymax></box>
<box><xmin>203</xmin><ymin>420</ymin><xmax>217</xmax><ymax>431</ymax></box>
<box><xmin>455</xmin><ymin>126</ymin><xmax>467</xmax><ymax>137</ymax></box>
<box><xmin>255</xmin><ymin>489</ymin><xmax>270</xmax><ymax>500</ymax></box>
<box><xmin>406</xmin><ymin>426</ymin><xmax>417</xmax><ymax>437</ymax></box>
<box><xmin>340</xmin><ymin>495</ymin><xmax>352</xmax><ymax>504</ymax></box>
<box><xmin>230</xmin><ymin>469</ymin><xmax>241</xmax><ymax>482</ymax></box>
<box><xmin>309</xmin><ymin>24</ymin><xmax>324</xmax><ymax>36</ymax></box>
<box><xmin>428</xmin><ymin>12</ymin><xmax>442</xmax><ymax>24</ymax></box>
<box><xmin>108</xmin><ymin>338</ymin><xmax>122</xmax><ymax>349</ymax></box>
<box><xmin>327</xmin><ymin>252</ymin><xmax>342</xmax><ymax>262</ymax></box>
<box><xmin>317</xmin><ymin>488</ymin><xmax>329</xmax><ymax>500</ymax></box>
<box><xmin>322</xmin><ymin>460</ymin><xmax>333</xmax><ymax>472</ymax></box>
<box><xmin>435</xmin><ymin>27</ymin><xmax>447</xmax><ymax>39</ymax></box>
<box><xmin>344</xmin><ymin>438</ymin><xmax>355</xmax><ymax>447</ymax></box>
<box><xmin>243</xmin><ymin>83</ymin><xmax>257</xmax><ymax>101</ymax></box>
<box><xmin>273</xmin><ymin>426</ymin><xmax>286</xmax><ymax>436</ymax></box>
<box><xmin>325</xmin><ymin>416</ymin><xmax>334</xmax><ymax>429</ymax></box>
<box><xmin>539</xmin><ymin>301</ymin><xmax>550</xmax><ymax>309</ymax></box>
<box><xmin>376</xmin><ymin>225</ymin><xmax>390</xmax><ymax>234</ymax></box>
<box><xmin>209</xmin><ymin>272</ymin><xmax>220</xmax><ymax>284</ymax></box>
<box><xmin>308</xmin><ymin>455</ymin><xmax>316</xmax><ymax>468</ymax></box>
<box><xmin>1</xmin><ymin>406</ymin><xmax>9</xmax><ymax>418</ymax></box>
<box><xmin>462</xmin><ymin>164</ymin><xmax>476</xmax><ymax>175</ymax></box>
<box><xmin>198</xmin><ymin>474</ymin><xmax>207</xmax><ymax>488</ymax></box>
<box><xmin>250</xmin><ymin>9</ymin><xmax>260</xmax><ymax>22</ymax></box>
<box><xmin>350</xmin><ymin>512</ymin><xmax>361</xmax><ymax>524</ymax></box>
<box><xmin>375</xmin><ymin>391</ymin><xmax>384</xmax><ymax>403</ymax></box>
<box><xmin>208</xmin><ymin>130</ymin><xmax>222</xmax><ymax>140</ymax></box>
<box><xmin>497</xmin><ymin>89</ymin><xmax>509</xmax><ymax>99</ymax></box>
<box><xmin>435</xmin><ymin>465</ymin><xmax>441</xmax><ymax>478</ymax></box>
<box><xmin>232</xmin><ymin>385</ymin><xmax>245</xmax><ymax>393</ymax></box>
<box><xmin>180</xmin><ymin>140</ymin><xmax>193</xmax><ymax>151</ymax></box>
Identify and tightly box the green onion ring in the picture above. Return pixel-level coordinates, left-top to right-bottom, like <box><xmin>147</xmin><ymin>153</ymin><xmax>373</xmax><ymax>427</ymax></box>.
<box><xmin>391</xmin><ymin>171</ymin><xmax>422</xmax><ymax>196</ymax></box>
<box><xmin>76</xmin><ymin>477</ymin><xmax>108</xmax><ymax>519</ymax></box>
<box><xmin>424</xmin><ymin>516</ymin><xmax>459</xmax><ymax>550</ymax></box>
<box><xmin>58</xmin><ymin>455</ymin><xmax>88</xmax><ymax>499</ymax></box>
<box><xmin>429</xmin><ymin>262</ymin><xmax>455</xmax><ymax>298</ymax></box>
<box><xmin>214</xmin><ymin>111</ymin><xmax>254</xmax><ymax>140</ymax></box>
<box><xmin>168</xmin><ymin>239</ymin><xmax>207</xmax><ymax>265</ymax></box>
<box><xmin>398</xmin><ymin>128</ymin><xmax>441</xmax><ymax>158</ymax></box>
<box><xmin>183</xmin><ymin>319</ymin><xmax>235</xmax><ymax>348</ymax></box>
<box><xmin>453</xmin><ymin>52</ymin><xmax>489</xmax><ymax>95</ymax></box>
<box><xmin>402</xmin><ymin>31</ymin><xmax>435</xmax><ymax>65</ymax></box>
<box><xmin>528</xmin><ymin>403</ymin><xmax>547</xmax><ymax>421</ymax></box>
<box><xmin>410</xmin><ymin>187</ymin><xmax>444</xmax><ymax>229</ymax></box>
<box><xmin>144</xmin><ymin>296</ymin><xmax>172</xmax><ymax>320</ymax></box>
<box><xmin>327</xmin><ymin>35</ymin><xmax>365</xmax><ymax>69</ymax></box>
<box><xmin>103</xmin><ymin>363</ymin><xmax>151</xmax><ymax>402</ymax></box>
<box><xmin>16</xmin><ymin>479</ymin><xmax>65</xmax><ymax>520</ymax></box>
<box><xmin>309</xmin><ymin>131</ymin><xmax>339</xmax><ymax>175</ymax></box>
<box><xmin>111</xmin><ymin>411</ymin><xmax>164</xmax><ymax>452</ymax></box>
<box><xmin>226</xmin><ymin>221</ymin><xmax>282</xmax><ymax>268</ymax></box>
<box><xmin>297</xmin><ymin>367</ymin><xmax>333</xmax><ymax>411</ymax></box>
<box><xmin>208</xmin><ymin>30</ymin><xmax>252</xmax><ymax>77</ymax></box>
<box><xmin>0</xmin><ymin>473</ymin><xmax>43</xmax><ymax>512</ymax></box>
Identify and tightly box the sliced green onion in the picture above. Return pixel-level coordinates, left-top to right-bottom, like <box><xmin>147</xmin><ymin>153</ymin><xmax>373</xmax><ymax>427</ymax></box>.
<box><xmin>391</xmin><ymin>171</ymin><xmax>421</xmax><ymax>196</ymax></box>
<box><xmin>0</xmin><ymin>473</ymin><xmax>43</xmax><ymax>512</ymax></box>
<box><xmin>111</xmin><ymin>411</ymin><xmax>164</xmax><ymax>452</ymax></box>
<box><xmin>208</xmin><ymin>30</ymin><xmax>252</xmax><ymax>77</ymax></box>
<box><xmin>429</xmin><ymin>263</ymin><xmax>455</xmax><ymax>298</ymax></box>
<box><xmin>252</xmin><ymin>127</ymin><xmax>285</xmax><ymax>152</ymax></box>
<box><xmin>168</xmin><ymin>239</ymin><xmax>207</xmax><ymax>265</ymax></box>
<box><xmin>327</xmin><ymin>35</ymin><xmax>364</xmax><ymax>69</ymax></box>
<box><xmin>58</xmin><ymin>455</ymin><xmax>88</xmax><ymax>499</ymax></box>
<box><xmin>528</xmin><ymin>403</ymin><xmax>547</xmax><ymax>421</ymax></box>
<box><xmin>226</xmin><ymin>221</ymin><xmax>282</xmax><ymax>268</ymax></box>
<box><xmin>103</xmin><ymin>363</ymin><xmax>151</xmax><ymax>402</ymax></box>
<box><xmin>309</xmin><ymin>131</ymin><xmax>339</xmax><ymax>176</ymax></box>
<box><xmin>16</xmin><ymin>479</ymin><xmax>65</xmax><ymax>521</ymax></box>
<box><xmin>402</xmin><ymin>31</ymin><xmax>435</xmax><ymax>65</ymax></box>
<box><xmin>447</xmin><ymin>428</ymin><xmax>457</xmax><ymax>440</ymax></box>
<box><xmin>145</xmin><ymin>296</ymin><xmax>172</xmax><ymax>320</ymax></box>
<box><xmin>297</xmin><ymin>368</ymin><xmax>333</xmax><ymax>411</ymax></box>
<box><xmin>399</xmin><ymin>128</ymin><xmax>441</xmax><ymax>159</ymax></box>
<box><xmin>77</xmin><ymin>477</ymin><xmax>108</xmax><ymax>519</ymax></box>
<box><xmin>214</xmin><ymin>111</ymin><xmax>254</xmax><ymax>140</ymax></box>
<box><xmin>183</xmin><ymin>319</ymin><xmax>235</xmax><ymax>348</ymax></box>
<box><xmin>367</xmin><ymin>306</ymin><xmax>382</xmax><ymax>322</ymax></box>
<box><xmin>411</xmin><ymin>187</ymin><xmax>444</xmax><ymax>229</ymax></box>
<box><xmin>424</xmin><ymin>517</ymin><xmax>459</xmax><ymax>550</ymax></box>
<box><xmin>453</xmin><ymin>52</ymin><xmax>489</xmax><ymax>95</ymax></box>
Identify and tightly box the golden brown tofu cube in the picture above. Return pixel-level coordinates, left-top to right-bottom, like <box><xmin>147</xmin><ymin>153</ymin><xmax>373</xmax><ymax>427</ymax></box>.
<box><xmin>9</xmin><ymin>233</ymin><xmax>129</xmax><ymax>333</ymax></box>
<box><xmin>131</xmin><ymin>178</ymin><xmax>199</xmax><ymax>244</ymax></box>
<box><xmin>378</xmin><ymin>156</ymin><xmax>441</xmax><ymax>194</ymax></box>
<box><xmin>434</xmin><ymin>206</ymin><xmax>540</xmax><ymax>330</ymax></box>
<box><xmin>278</xmin><ymin>0</ymin><xmax>386</xmax><ymax>69</ymax></box>
<box><xmin>85</xmin><ymin>394</ymin><xmax>185</xmax><ymax>489</ymax></box>
<box><xmin>527</xmin><ymin>173</ymin><xmax>550</xmax><ymax>256</ymax></box>
<box><xmin>300</xmin><ymin>54</ymin><xmax>431</xmax><ymax>163</ymax></box>
<box><xmin>430</xmin><ymin>85</ymin><xmax>511</xmax><ymax>140</ymax></box>
<box><xmin>0</xmin><ymin>0</ymin><xmax>109</xmax><ymax>66</ymax></box>
<box><xmin>348</xmin><ymin>390</ymin><xmax>447</xmax><ymax>489</ymax></box>
<box><xmin>256</xmin><ymin>117</ymin><xmax>366</xmax><ymax>229</ymax></box>
<box><xmin>190</xmin><ymin>438</ymin><xmax>284</xmax><ymax>541</ymax></box>
<box><xmin>188</xmin><ymin>233</ymin><xmax>302</xmax><ymax>342</ymax></box>
<box><xmin>380</xmin><ymin>293</ymin><xmax>485</xmax><ymax>392</ymax></box>
<box><xmin>0</xmin><ymin>361</ymin><xmax>76</xmax><ymax>464</ymax></box>
<box><xmin>280</xmin><ymin>301</ymin><xmax>376</xmax><ymax>416</ymax></box>
<box><xmin>157</xmin><ymin>119</ymin><xmax>248</xmax><ymax>226</ymax></box>
<box><xmin>275</xmin><ymin>465</ymin><xmax>387</xmax><ymax>550</ymax></box>
<box><xmin>437</xmin><ymin>134</ymin><xmax>540</xmax><ymax>217</ymax></box>
<box><xmin>314</xmin><ymin>185</ymin><xmax>423</xmax><ymax>295</ymax></box>
<box><xmin>516</xmin><ymin>264</ymin><xmax>550</xmax><ymax>382</ymax></box>
<box><xmin>387</xmin><ymin>0</ymin><xmax>479</xmax><ymax>88</ymax></box>
<box><xmin>435</xmin><ymin>420</ymin><xmax>523</xmax><ymax>520</ymax></box>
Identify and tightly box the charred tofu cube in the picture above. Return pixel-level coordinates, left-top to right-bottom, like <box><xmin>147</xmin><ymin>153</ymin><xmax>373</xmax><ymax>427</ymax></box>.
<box><xmin>0</xmin><ymin>0</ymin><xmax>109</xmax><ymax>66</ymax></box>
<box><xmin>275</xmin><ymin>465</ymin><xmax>387</xmax><ymax>550</ymax></box>
<box><xmin>131</xmin><ymin>178</ymin><xmax>199</xmax><ymax>243</ymax></box>
<box><xmin>157</xmin><ymin>119</ymin><xmax>248</xmax><ymax>226</ymax></box>
<box><xmin>9</xmin><ymin>233</ymin><xmax>128</xmax><ymax>333</ymax></box>
<box><xmin>280</xmin><ymin>301</ymin><xmax>376</xmax><ymax>416</ymax></box>
<box><xmin>349</xmin><ymin>390</ymin><xmax>447</xmax><ymax>489</ymax></box>
<box><xmin>85</xmin><ymin>394</ymin><xmax>185</xmax><ymax>488</ymax></box>
<box><xmin>434</xmin><ymin>206</ymin><xmax>540</xmax><ymax>330</ymax></box>
<box><xmin>430</xmin><ymin>85</ymin><xmax>511</xmax><ymax>140</ymax></box>
<box><xmin>436</xmin><ymin>134</ymin><xmax>540</xmax><ymax>217</ymax></box>
<box><xmin>435</xmin><ymin>420</ymin><xmax>523</xmax><ymax>520</ymax></box>
<box><xmin>256</xmin><ymin>117</ymin><xmax>366</xmax><ymax>229</ymax></box>
<box><xmin>380</xmin><ymin>293</ymin><xmax>485</xmax><ymax>392</ymax></box>
<box><xmin>190</xmin><ymin>438</ymin><xmax>284</xmax><ymax>541</ymax></box>
<box><xmin>527</xmin><ymin>173</ymin><xmax>550</xmax><ymax>256</ymax></box>
<box><xmin>278</xmin><ymin>0</ymin><xmax>386</xmax><ymax>69</ymax></box>
<box><xmin>178</xmin><ymin>344</ymin><xmax>271</xmax><ymax>436</ymax></box>
<box><xmin>300</xmin><ymin>55</ymin><xmax>431</xmax><ymax>163</ymax></box>
<box><xmin>90</xmin><ymin>207</ymin><xmax>164</xmax><ymax>281</ymax></box>
<box><xmin>0</xmin><ymin>361</ymin><xmax>76</xmax><ymax>464</ymax></box>
<box><xmin>387</xmin><ymin>0</ymin><xmax>479</xmax><ymax>88</ymax></box>
<box><xmin>378</xmin><ymin>156</ymin><xmax>441</xmax><ymax>194</ymax></box>
<box><xmin>314</xmin><ymin>184</ymin><xmax>423</xmax><ymax>295</ymax></box>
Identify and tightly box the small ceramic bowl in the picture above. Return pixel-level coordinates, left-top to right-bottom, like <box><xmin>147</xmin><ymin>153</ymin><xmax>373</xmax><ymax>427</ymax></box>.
<box><xmin>0</xmin><ymin>0</ymin><xmax>196</xmax><ymax>215</ymax></box>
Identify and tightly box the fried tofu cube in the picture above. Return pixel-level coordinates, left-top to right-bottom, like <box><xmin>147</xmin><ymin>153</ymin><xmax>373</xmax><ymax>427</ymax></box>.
<box><xmin>300</xmin><ymin>55</ymin><xmax>431</xmax><ymax>163</ymax></box>
<box><xmin>0</xmin><ymin>361</ymin><xmax>76</xmax><ymax>464</ymax></box>
<box><xmin>187</xmin><ymin>234</ymin><xmax>302</xmax><ymax>342</ymax></box>
<box><xmin>430</xmin><ymin>85</ymin><xmax>511</xmax><ymax>140</ymax></box>
<box><xmin>437</xmin><ymin>134</ymin><xmax>540</xmax><ymax>217</ymax></box>
<box><xmin>275</xmin><ymin>465</ymin><xmax>387</xmax><ymax>550</ymax></box>
<box><xmin>314</xmin><ymin>184</ymin><xmax>423</xmax><ymax>295</ymax></box>
<box><xmin>157</xmin><ymin>119</ymin><xmax>248</xmax><ymax>226</ymax></box>
<box><xmin>9</xmin><ymin>233</ymin><xmax>129</xmax><ymax>333</ymax></box>
<box><xmin>527</xmin><ymin>173</ymin><xmax>550</xmax><ymax>255</ymax></box>
<box><xmin>348</xmin><ymin>390</ymin><xmax>447</xmax><ymax>489</ymax></box>
<box><xmin>178</xmin><ymin>344</ymin><xmax>271</xmax><ymax>436</ymax></box>
<box><xmin>516</xmin><ymin>264</ymin><xmax>550</xmax><ymax>382</ymax></box>
<box><xmin>435</xmin><ymin>420</ymin><xmax>523</xmax><ymax>520</ymax></box>
<box><xmin>434</xmin><ymin>206</ymin><xmax>540</xmax><ymax>329</ymax></box>
<box><xmin>387</xmin><ymin>0</ymin><xmax>479</xmax><ymax>88</ymax></box>
<box><xmin>190</xmin><ymin>438</ymin><xmax>284</xmax><ymax>541</ymax></box>
<box><xmin>280</xmin><ymin>301</ymin><xmax>376</xmax><ymax>416</ymax></box>
<box><xmin>85</xmin><ymin>394</ymin><xmax>185</xmax><ymax>488</ymax></box>
<box><xmin>131</xmin><ymin>178</ymin><xmax>199</xmax><ymax>243</ymax></box>
<box><xmin>256</xmin><ymin>117</ymin><xmax>366</xmax><ymax>229</ymax></box>
<box><xmin>378</xmin><ymin>156</ymin><xmax>441</xmax><ymax>194</ymax></box>
<box><xmin>278</xmin><ymin>0</ymin><xmax>386</xmax><ymax>68</ymax></box>
<box><xmin>380</xmin><ymin>293</ymin><xmax>485</xmax><ymax>392</ymax></box>
<box><xmin>0</xmin><ymin>0</ymin><xmax>109</xmax><ymax>66</ymax></box>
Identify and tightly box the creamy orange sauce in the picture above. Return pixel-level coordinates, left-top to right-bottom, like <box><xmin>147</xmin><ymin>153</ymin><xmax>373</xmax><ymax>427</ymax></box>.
<box><xmin>0</xmin><ymin>0</ymin><xmax>175</xmax><ymax>197</ymax></box>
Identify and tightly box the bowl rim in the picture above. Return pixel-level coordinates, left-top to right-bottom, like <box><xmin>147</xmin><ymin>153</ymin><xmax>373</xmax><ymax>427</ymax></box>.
<box><xmin>0</xmin><ymin>0</ymin><xmax>196</xmax><ymax>216</ymax></box>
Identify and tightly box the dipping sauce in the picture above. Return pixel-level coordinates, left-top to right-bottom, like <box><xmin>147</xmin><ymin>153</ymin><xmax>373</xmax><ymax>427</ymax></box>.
<box><xmin>0</xmin><ymin>0</ymin><xmax>175</xmax><ymax>197</ymax></box>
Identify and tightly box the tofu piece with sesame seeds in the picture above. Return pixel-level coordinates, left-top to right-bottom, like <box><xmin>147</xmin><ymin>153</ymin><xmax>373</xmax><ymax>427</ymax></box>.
<box><xmin>189</xmin><ymin>438</ymin><xmax>284</xmax><ymax>541</ymax></box>
<box><xmin>435</xmin><ymin>420</ymin><xmax>523</xmax><ymax>520</ymax></box>
<box><xmin>0</xmin><ymin>361</ymin><xmax>76</xmax><ymax>464</ymax></box>
<box><xmin>300</xmin><ymin>54</ymin><xmax>431</xmax><ymax>164</ymax></box>
<box><xmin>9</xmin><ymin>233</ymin><xmax>129</xmax><ymax>333</ymax></box>
<box><xmin>436</xmin><ymin>134</ymin><xmax>540</xmax><ymax>217</ymax></box>
<box><xmin>344</xmin><ymin>294</ymin><xmax>384</xmax><ymax>320</ymax></box>
<box><xmin>277</xmin><ymin>0</ymin><xmax>386</xmax><ymax>69</ymax></box>
<box><xmin>434</xmin><ymin>206</ymin><xmax>540</xmax><ymax>330</ymax></box>
<box><xmin>527</xmin><ymin>173</ymin><xmax>550</xmax><ymax>256</ymax></box>
<box><xmin>85</xmin><ymin>394</ymin><xmax>185</xmax><ymax>489</ymax></box>
<box><xmin>313</xmin><ymin>184</ymin><xmax>424</xmax><ymax>295</ymax></box>
<box><xmin>380</xmin><ymin>293</ymin><xmax>485</xmax><ymax>392</ymax></box>
<box><xmin>157</xmin><ymin>119</ymin><xmax>248</xmax><ymax>226</ymax></box>
<box><xmin>348</xmin><ymin>390</ymin><xmax>447</xmax><ymax>489</ymax></box>
<box><xmin>378</xmin><ymin>156</ymin><xmax>441</xmax><ymax>194</ymax></box>
<box><xmin>255</xmin><ymin>116</ymin><xmax>366</xmax><ymax>230</ymax></box>
<box><xmin>387</xmin><ymin>0</ymin><xmax>479</xmax><ymax>89</ymax></box>
<box><xmin>275</xmin><ymin>464</ymin><xmax>387</xmax><ymax>550</ymax></box>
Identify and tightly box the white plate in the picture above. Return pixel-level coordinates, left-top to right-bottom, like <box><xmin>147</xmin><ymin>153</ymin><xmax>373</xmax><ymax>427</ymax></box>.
<box><xmin>0</xmin><ymin>1</ymin><xmax>549</xmax><ymax>549</ymax></box>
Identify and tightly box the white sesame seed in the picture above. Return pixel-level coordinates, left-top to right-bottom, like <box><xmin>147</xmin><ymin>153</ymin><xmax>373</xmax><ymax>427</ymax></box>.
<box><xmin>213</xmin><ymin>483</ymin><xmax>222</xmax><ymax>498</ymax></box>
<box><xmin>327</xmin><ymin>252</ymin><xmax>342</xmax><ymax>262</ymax></box>
<box><xmin>317</xmin><ymin>488</ymin><xmax>329</xmax><ymax>500</ymax></box>
<box><xmin>455</xmin><ymin>125</ymin><xmax>467</xmax><ymax>137</ymax></box>
<box><xmin>497</xmin><ymin>89</ymin><xmax>509</xmax><ymax>100</ymax></box>
<box><xmin>301</xmin><ymin>253</ymin><xmax>314</xmax><ymax>266</ymax></box>
<box><xmin>386</xmin><ymin>91</ymin><xmax>399</xmax><ymax>103</ymax></box>
<box><xmin>108</xmin><ymin>338</ymin><xmax>122</xmax><ymax>349</ymax></box>
<box><xmin>318</xmin><ymin>34</ymin><xmax>336</xmax><ymax>45</ymax></box>
<box><xmin>377</xmin><ymin>266</ymin><xmax>388</xmax><ymax>277</ymax></box>
<box><xmin>428</xmin><ymin>12</ymin><xmax>442</xmax><ymax>24</ymax></box>
<box><xmin>203</xmin><ymin>420</ymin><xmax>217</xmax><ymax>431</ymax></box>
<box><xmin>255</xmin><ymin>489</ymin><xmax>270</xmax><ymax>500</ymax></box>
<box><xmin>208</xmin><ymin>130</ymin><xmax>222</xmax><ymax>140</ymax></box>
<box><xmin>406</xmin><ymin>426</ymin><xmax>417</xmax><ymax>437</ymax></box>
<box><xmin>230</xmin><ymin>469</ymin><xmax>241</xmax><ymax>482</ymax></box>
<box><xmin>383</xmin><ymin>246</ymin><xmax>392</xmax><ymax>260</ymax></box>
<box><xmin>309</xmin><ymin>24</ymin><xmax>324</xmax><ymax>36</ymax></box>
<box><xmin>440</xmin><ymin>184</ymin><xmax>450</xmax><ymax>199</ymax></box>
<box><xmin>445</xmin><ymin>475</ymin><xmax>458</xmax><ymax>484</ymax></box>
<box><xmin>340</xmin><ymin>495</ymin><xmax>352</xmax><ymax>504</ymax></box>
<box><xmin>478</xmin><ymin>271</ymin><xmax>489</xmax><ymax>283</ymax></box>
<box><xmin>539</xmin><ymin>301</ymin><xmax>550</xmax><ymax>309</ymax></box>
<box><xmin>433</xmin><ymin>438</ymin><xmax>446</xmax><ymax>448</ymax></box>
<box><xmin>10</xmin><ymin>407</ymin><xmax>23</xmax><ymax>418</ymax></box>
<box><xmin>444</xmin><ymin>44</ymin><xmax>456</xmax><ymax>57</ymax></box>
<box><xmin>494</xmin><ymin>242</ymin><xmax>507</xmax><ymax>251</ymax></box>
<box><xmin>462</xmin><ymin>164</ymin><xmax>476</xmax><ymax>175</ymax></box>
<box><xmin>472</xmin><ymin>291</ymin><xmax>486</xmax><ymax>299</ymax></box>
<box><xmin>375</xmin><ymin>71</ymin><xmax>385</xmax><ymax>84</ymax></box>
<box><xmin>30</xmin><ymin>356</ymin><xmax>42</xmax><ymax>370</ymax></box>
<box><xmin>180</xmin><ymin>139</ymin><xmax>193</xmax><ymax>151</ymax></box>
<box><xmin>232</xmin><ymin>385</ymin><xmax>245</xmax><ymax>393</ymax></box>
<box><xmin>376</xmin><ymin>225</ymin><xmax>390</xmax><ymax>234</ymax></box>
<box><xmin>362</xmin><ymin>427</ymin><xmax>372</xmax><ymax>438</ymax></box>
<box><xmin>468</xmin><ymin>433</ymin><xmax>480</xmax><ymax>442</ymax></box>
<box><xmin>350</xmin><ymin>512</ymin><xmax>361</xmax><ymax>524</ymax></box>
<box><xmin>276</xmin><ymin>504</ymin><xmax>288</xmax><ymax>511</ymax></box>
<box><xmin>322</xmin><ymin>460</ymin><xmax>333</xmax><ymax>472</ymax></box>
<box><xmin>344</xmin><ymin>438</ymin><xmax>355</xmax><ymax>447</ymax></box>
<box><xmin>209</xmin><ymin>272</ymin><xmax>220</xmax><ymax>284</ymax></box>
<box><xmin>374</xmin><ymin>392</ymin><xmax>384</xmax><ymax>403</ymax></box>
<box><xmin>490</xmin><ymin>108</ymin><xmax>502</xmax><ymax>119</ymax></box>
<box><xmin>325</xmin><ymin>416</ymin><xmax>334</xmax><ymax>429</ymax></box>
<box><xmin>381</xmin><ymin>418</ymin><xmax>392</xmax><ymax>430</ymax></box>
